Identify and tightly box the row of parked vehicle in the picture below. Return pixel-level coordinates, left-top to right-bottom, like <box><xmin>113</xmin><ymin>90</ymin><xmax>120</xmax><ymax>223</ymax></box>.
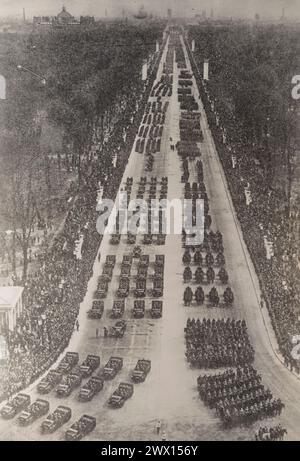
<box><xmin>115</xmin><ymin>252</ymin><xmax>164</xmax><ymax>299</ymax></box>
<box><xmin>145</xmin><ymin>100</ymin><xmax>169</xmax><ymax>117</ymax></box>
<box><xmin>123</xmin><ymin>175</ymin><xmax>169</xmax><ymax>196</ymax></box>
<box><xmin>94</xmin><ymin>254</ymin><xmax>117</xmax><ymax>304</ymax></box>
<box><xmin>136</xmin><ymin>89</ymin><xmax>170</xmax><ymax>155</ymax></box>
<box><xmin>134</xmin><ymin>182</ymin><xmax>169</xmax><ymax>200</ymax></box>
<box><xmin>110</xmin><ymin>298</ymin><xmax>163</xmax><ymax>318</ymax></box>
<box><xmin>0</xmin><ymin>392</ymin><xmax>95</xmax><ymax>440</ymax></box>
<box><xmin>143</xmin><ymin>110</ymin><xmax>167</xmax><ymax>126</ymax></box>
<box><xmin>117</xmin><ymin>181</ymin><xmax>169</xmax><ymax>206</ymax></box>
<box><xmin>0</xmin><ymin>355</ymin><xmax>152</xmax><ymax>436</ymax></box>
<box><xmin>111</xmin><ymin>233</ymin><xmax>166</xmax><ymax>246</ymax></box>
<box><xmin>82</xmin><ymin>60</ymin><xmax>170</xmax><ymax>427</ymax></box>
<box><xmin>89</xmin><ymin>297</ymin><xmax>163</xmax><ymax>321</ymax></box>
<box><xmin>108</xmin><ymin>177</ymin><xmax>169</xmax><ymax>245</ymax></box>
<box><xmin>151</xmin><ymin>74</ymin><xmax>173</xmax><ymax>98</ymax></box>
<box><xmin>108</xmin><ymin>359</ymin><xmax>151</xmax><ymax>409</ymax></box>
<box><xmin>139</xmin><ymin>124</ymin><xmax>164</xmax><ymax>139</ymax></box>
<box><xmin>184</xmin><ymin>180</ymin><xmax>208</xmax><ymax>201</ymax></box>
<box><xmin>89</xmin><ymin>252</ymin><xmax>165</xmax><ymax>322</ymax></box>
<box><xmin>135</xmin><ymin>136</ymin><xmax>162</xmax><ymax>155</ymax></box>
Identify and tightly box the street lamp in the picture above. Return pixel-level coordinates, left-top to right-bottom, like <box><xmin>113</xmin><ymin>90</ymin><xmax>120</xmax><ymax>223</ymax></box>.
<box><xmin>16</xmin><ymin>65</ymin><xmax>46</xmax><ymax>86</ymax></box>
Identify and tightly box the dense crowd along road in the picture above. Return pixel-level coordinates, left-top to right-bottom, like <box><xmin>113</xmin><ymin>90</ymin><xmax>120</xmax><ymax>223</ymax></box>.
<box><xmin>0</xmin><ymin>25</ymin><xmax>299</xmax><ymax>442</ymax></box>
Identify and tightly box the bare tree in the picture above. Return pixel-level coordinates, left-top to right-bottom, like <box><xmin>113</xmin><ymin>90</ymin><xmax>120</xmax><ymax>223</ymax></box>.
<box><xmin>1</xmin><ymin>134</ymin><xmax>40</xmax><ymax>281</ymax></box>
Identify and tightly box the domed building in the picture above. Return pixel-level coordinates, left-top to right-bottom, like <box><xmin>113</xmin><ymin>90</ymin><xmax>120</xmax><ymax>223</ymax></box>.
<box><xmin>33</xmin><ymin>6</ymin><xmax>81</xmax><ymax>30</ymax></box>
<box><xmin>57</xmin><ymin>6</ymin><xmax>75</xmax><ymax>24</ymax></box>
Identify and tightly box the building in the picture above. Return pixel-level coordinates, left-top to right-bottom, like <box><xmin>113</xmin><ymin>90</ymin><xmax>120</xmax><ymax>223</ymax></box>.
<box><xmin>33</xmin><ymin>16</ymin><xmax>52</xmax><ymax>30</ymax></box>
<box><xmin>33</xmin><ymin>6</ymin><xmax>79</xmax><ymax>30</ymax></box>
<box><xmin>167</xmin><ymin>9</ymin><xmax>172</xmax><ymax>19</ymax></box>
<box><xmin>56</xmin><ymin>6</ymin><xmax>75</xmax><ymax>24</ymax></box>
<box><xmin>0</xmin><ymin>286</ymin><xmax>24</xmax><ymax>331</ymax></box>
<box><xmin>80</xmin><ymin>16</ymin><xmax>95</xmax><ymax>26</ymax></box>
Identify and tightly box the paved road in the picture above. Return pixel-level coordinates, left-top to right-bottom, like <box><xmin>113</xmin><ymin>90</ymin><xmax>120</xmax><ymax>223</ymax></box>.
<box><xmin>0</xmin><ymin>31</ymin><xmax>300</xmax><ymax>442</ymax></box>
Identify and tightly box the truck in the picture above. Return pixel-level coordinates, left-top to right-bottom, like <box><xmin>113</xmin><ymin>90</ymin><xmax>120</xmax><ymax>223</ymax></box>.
<box><xmin>78</xmin><ymin>376</ymin><xmax>103</xmax><ymax>402</ymax></box>
<box><xmin>133</xmin><ymin>300</ymin><xmax>145</xmax><ymax>318</ymax></box>
<box><xmin>134</xmin><ymin>279</ymin><xmax>146</xmax><ymax>298</ymax></box>
<box><xmin>105</xmin><ymin>255</ymin><xmax>116</xmax><ymax>267</ymax></box>
<box><xmin>120</xmin><ymin>264</ymin><xmax>131</xmax><ymax>278</ymax></box>
<box><xmin>153</xmin><ymin>266</ymin><xmax>164</xmax><ymax>279</ymax></box>
<box><xmin>79</xmin><ymin>355</ymin><xmax>100</xmax><ymax>378</ymax></box>
<box><xmin>57</xmin><ymin>352</ymin><xmax>79</xmax><ymax>375</ymax></box>
<box><xmin>96</xmin><ymin>279</ymin><xmax>109</xmax><ymax>298</ymax></box>
<box><xmin>41</xmin><ymin>405</ymin><xmax>72</xmax><ymax>434</ymax></box>
<box><xmin>111</xmin><ymin>300</ymin><xmax>125</xmax><ymax>318</ymax></box>
<box><xmin>152</xmin><ymin>278</ymin><xmax>163</xmax><ymax>297</ymax></box>
<box><xmin>131</xmin><ymin>360</ymin><xmax>151</xmax><ymax>383</ymax></box>
<box><xmin>117</xmin><ymin>278</ymin><xmax>129</xmax><ymax>298</ymax></box>
<box><xmin>87</xmin><ymin>299</ymin><xmax>104</xmax><ymax>319</ymax></box>
<box><xmin>37</xmin><ymin>369</ymin><xmax>63</xmax><ymax>394</ymax></box>
<box><xmin>17</xmin><ymin>399</ymin><xmax>49</xmax><ymax>426</ymax></box>
<box><xmin>151</xmin><ymin>300</ymin><xmax>163</xmax><ymax>318</ymax></box>
<box><xmin>137</xmin><ymin>266</ymin><xmax>148</xmax><ymax>280</ymax></box>
<box><xmin>102</xmin><ymin>264</ymin><xmax>114</xmax><ymax>281</ymax></box>
<box><xmin>0</xmin><ymin>393</ymin><xmax>30</xmax><ymax>419</ymax></box>
<box><xmin>108</xmin><ymin>383</ymin><xmax>134</xmax><ymax>408</ymax></box>
<box><xmin>122</xmin><ymin>255</ymin><xmax>133</xmax><ymax>267</ymax></box>
<box><xmin>155</xmin><ymin>255</ymin><xmax>165</xmax><ymax>267</ymax></box>
<box><xmin>102</xmin><ymin>357</ymin><xmax>123</xmax><ymax>380</ymax></box>
<box><xmin>139</xmin><ymin>255</ymin><xmax>150</xmax><ymax>267</ymax></box>
<box><xmin>56</xmin><ymin>372</ymin><xmax>82</xmax><ymax>397</ymax></box>
<box><xmin>65</xmin><ymin>415</ymin><xmax>96</xmax><ymax>441</ymax></box>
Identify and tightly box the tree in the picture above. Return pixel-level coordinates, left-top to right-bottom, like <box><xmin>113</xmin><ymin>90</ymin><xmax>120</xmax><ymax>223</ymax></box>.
<box><xmin>1</xmin><ymin>133</ymin><xmax>40</xmax><ymax>281</ymax></box>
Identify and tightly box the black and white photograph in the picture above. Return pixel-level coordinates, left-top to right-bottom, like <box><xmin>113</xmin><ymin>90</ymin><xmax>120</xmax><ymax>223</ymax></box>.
<box><xmin>0</xmin><ymin>0</ymin><xmax>299</xmax><ymax>444</ymax></box>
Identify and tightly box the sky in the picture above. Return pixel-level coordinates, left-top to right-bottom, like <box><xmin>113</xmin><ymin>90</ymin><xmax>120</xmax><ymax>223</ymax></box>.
<box><xmin>0</xmin><ymin>0</ymin><xmax>299</xmax><ymax>20</ymax></box>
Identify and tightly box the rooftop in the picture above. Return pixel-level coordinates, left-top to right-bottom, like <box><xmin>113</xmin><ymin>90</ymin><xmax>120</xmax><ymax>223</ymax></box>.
<box><xmin>0</xmin><ymin>286</ymin><xmax>24</xmax><ymax>309</ymax></box>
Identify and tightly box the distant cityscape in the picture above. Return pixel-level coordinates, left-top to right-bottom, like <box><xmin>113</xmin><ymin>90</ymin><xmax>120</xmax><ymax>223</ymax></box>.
<box><xmin>0</xmin><ymin>3</ymin><xmax>299</xmax><ymax>32</ymax></box>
